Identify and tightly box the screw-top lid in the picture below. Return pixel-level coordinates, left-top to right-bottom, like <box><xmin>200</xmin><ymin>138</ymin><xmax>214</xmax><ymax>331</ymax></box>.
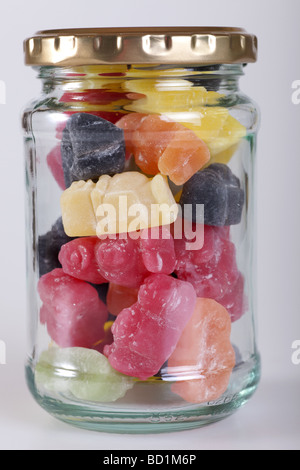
<box><xmin>24</xmin><ymin>27</ymin><xmax>257</xmax><ymax>66</ymax></box>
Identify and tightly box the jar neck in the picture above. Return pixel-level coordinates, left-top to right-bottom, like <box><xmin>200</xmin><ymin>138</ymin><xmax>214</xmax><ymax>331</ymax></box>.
<box><xmin>35</xmin><ymin>63</ymin><xmax>244</xmax><ymax>95</ymax></box>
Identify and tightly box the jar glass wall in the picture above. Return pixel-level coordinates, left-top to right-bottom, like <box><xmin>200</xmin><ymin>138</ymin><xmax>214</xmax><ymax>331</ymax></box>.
<box><xmin>23</xmin><ymin>41</ymin><xmax>260</xmax><ymax>433</ymax></box>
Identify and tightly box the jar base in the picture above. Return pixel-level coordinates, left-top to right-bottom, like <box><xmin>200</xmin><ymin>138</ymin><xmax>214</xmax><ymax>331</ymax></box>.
<box><xmin>25</xmin><ymin>353</ymin><xmax>260</xmax><ymax>434</ymax></box>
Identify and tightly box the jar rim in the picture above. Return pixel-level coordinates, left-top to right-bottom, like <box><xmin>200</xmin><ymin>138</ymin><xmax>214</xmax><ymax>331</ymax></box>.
<box><xmin>24</xmin><ymin>26</ymin><xmax>257</xmax><ymax>67</ymax></box>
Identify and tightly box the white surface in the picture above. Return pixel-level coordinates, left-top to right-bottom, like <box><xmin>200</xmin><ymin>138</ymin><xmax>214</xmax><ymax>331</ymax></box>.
<box><xmin>1</xmin><ymin>353</ymin><xmax>300</xmax><ymax>450</ymax></box>
<box><xmin>0</xmin><ymin>0</ymin><xmax>299</xmax><ymax>450</ymax></box>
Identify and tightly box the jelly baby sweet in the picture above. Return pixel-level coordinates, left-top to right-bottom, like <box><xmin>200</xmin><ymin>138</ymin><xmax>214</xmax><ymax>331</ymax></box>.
<box><xmin>92</xmin><ymin>171</ymin><xmax>178</xmax><ymax>236</ymax></box>
<box><xmin>139</xmin><ymin>226</ymin><xmax>176</xmax><ymax>274</ymax></box>
<box><xmin>123</xmin><ymin>79</ymin><xmax>220</xmax><ymax>114</ymax></box>
<box><xmin>38</xmin><ymin>268</ymin><xmax>108</xmax><ymax>348</ymax></box>
<box><xmin>115</xmin><ymin>113</ymin><xmax>147</xmax><ymax>160</ymax></box>
<box><xmin>60</xmin><ymin>89</ymin><xmax>129</xmax><ymax>108</ymax></box>
<box><xmin>38</xmin><ymin>217</ymin><xmax>74</xmax><ymax>277</ymax></box>
<box><xmin>206</xmin><ymin>114</ymin><xmax>247</xmax><ymax>159</ymax></box>
<box><xmin>94</xmin><ymin>226</ymin><xmax>176</xmax><ymax>288</ymax></box>
<box><xmin>179</xmin><ymin>163</ymin><xmax>245</xmax><ymax>226</ymax></box>
<box><xmin>117</xmin><ymin>113</ymin><xmax>210</xmax><ymax>185</ymax></box>
<box><xmin>129</xmin><ymin>114</ymin><xmax>181</xmax><ymax>175</ymax></box>
<box><xmin>174</xmin><ymin>224</ymin><xmax>230</xmax><ymax>275</ymax></box>
<box><xmin>104</xmin><ymin>274</ymin><xmax>197</xmax><ymax>380</ymax></box>
<box><xmin>35</xmin><ymin>347</ymin><xmax>135</xmax><ymax>402</ymax></box>
<box><xmin>60</xmin><ymin>171</ymin><xmax>178</xmax><ymax>237</ymax></box>
<box><xmin>60</xmin><ymin>179</ymin><xmax>98</xmax><ymax>237</ymax></box>
<box><xmin>179</xmin><ymin>110</ymin><xmax>246</xmax><ymax>163</ymax></box>
<box><xmin>58</xmin><ymin>236</ymin><xmax>107</xmax><ymax>284</ymax></box>
<box><xmin>174</xmin><ymin>224</ymin><xmax>246</xmax><ymax>321</ymax></box>
<box><xmin>95</xmin><ymin>236</ymin><xmax>149</xmax><ymax>288</ymax></box>
<box><xmin>157</xmin><ymin>126</ymin><xmax>211</xmax><ymax>186</ymax></box>
<box><xmin>122</xmin><ymin>77</ymin><xmax>246</xmax><ymax>161</ymax></box>
<box><xmin>218</xmin><ymin>273</ymin><xmax>246</xmax><ymax>323</ymax></box>
<box><xmin>122</xmin><ymin>78</ymin><xmax>246</xmax><ymax>165</ymax></box>
<box><xmin>58</xmin><ymin>67</ymin><xmax>133</xmax><ymax>127</ymax></box>
<box><xmin>168</xmin><ymin>298</ymin><xmax>236</xmax><ymax>403</ymax></box>
<box><xmin>61</xmin><ymin>113</ymin><xmax>126</xmax><ymax>187</ymax></box>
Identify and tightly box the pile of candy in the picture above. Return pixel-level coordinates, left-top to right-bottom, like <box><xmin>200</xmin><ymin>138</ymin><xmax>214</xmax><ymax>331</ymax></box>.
<box><xmin>36</xmin><ymin>70</ymin><xmax>247</xmax><ymax>404</ymax></box>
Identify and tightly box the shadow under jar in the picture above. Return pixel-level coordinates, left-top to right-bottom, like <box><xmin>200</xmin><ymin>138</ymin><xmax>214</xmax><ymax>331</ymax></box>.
<box><xmin>22</xmin><ymin>27</ymin><xmax>260</xmax><ymax>433</ymax></box>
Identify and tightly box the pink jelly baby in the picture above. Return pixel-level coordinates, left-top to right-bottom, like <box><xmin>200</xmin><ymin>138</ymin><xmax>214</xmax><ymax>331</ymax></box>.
<box><xmin>139</xmin><ymin>226</ymin><xmax>176</xmax><ymax>274</ymax></box>
<box><xmin>94</xmin><ymin>227</ymin><xmax>176</xmax><ymax>288</ymax></box>
<box><xmin>104</xmin><ymin>273</ymin><xmax>197</xmax><ymax>380</ymax></box>
<box><xmin>174</xmin><ymin>224</ymin><xmax>246</xmax><ymax>322</ymax></box>
<box><xmin>94</xmin><ymin>236</ymin><xmax>149</xmax><ymax>288</ymax></box>
<box><xmin>58</xmin><ymin>236</ymin><xmax>107</xmax><ymax>284</ymax></box>
<box><xmin>38</xmin><ymin>268</ymin><xmax>108</xmax><ymax>348</ymax></box>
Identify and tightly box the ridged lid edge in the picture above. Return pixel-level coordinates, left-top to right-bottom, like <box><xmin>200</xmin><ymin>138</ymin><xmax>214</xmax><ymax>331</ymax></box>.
<box><xmin>24</xmin><ymin>27</ymin><xmax>258</xmax><ymax>66</ymax></box>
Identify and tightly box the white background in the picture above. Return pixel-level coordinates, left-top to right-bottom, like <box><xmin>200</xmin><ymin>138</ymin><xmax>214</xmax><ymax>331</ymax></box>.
<box><xmin>0</xmin><ymin>0</ymin><xmax>299</xmax><ymax>450</ymax></box>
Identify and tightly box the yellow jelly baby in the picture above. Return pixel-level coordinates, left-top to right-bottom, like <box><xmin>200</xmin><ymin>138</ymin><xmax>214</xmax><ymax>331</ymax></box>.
<box><xmin>60</xmin><ymin>172</ymin><xmax>178</xmax><ymax>238</ymax></box>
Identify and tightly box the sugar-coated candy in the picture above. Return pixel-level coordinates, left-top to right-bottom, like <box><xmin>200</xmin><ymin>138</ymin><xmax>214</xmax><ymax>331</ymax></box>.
<box><xmin>179</xmin><ymin>163</ymin><xmax>245</xmax><ymax>226</ymax></box>
<box><xmin>95</xmin><ymin>227</ymin><xmax>176</xmax><ymax>288</ymax></box>
<box><xmin>58</xmin><ymin>237</ymin><xmax>107</xmax><ymax>284</ymax></box>
<box><xmin>168</xmin><ymin>298</ymin><xmax>235</xmax><ymax>403</ymax></box>
<box><xmin>116</xmin><ymin>113</ymin><xmax>147</xmax><ymax>160</ymax></box>
<box><xmin>92</xmin><ymin>172</ymin><xmax>178</xmax><ymax>236</ymax></box>
<box><xmin>191</xmin><ymin>237</ymin><xmax>240</xmax><ymax>300</ymax></box>
<box><xmin>209</xmin><ymin>144</ymin><xmax>239</xmax><ymax>166</ymax></box>
<box><xmin>130</xmin><ymin>114</ymin><xmax>180</xmax><ymax>175</ymax></box>
<box><xmin>57</xmin><ymin>111</ymin><xmax>126</xmax><ymax>142</ymax></box>
<box><xmin>38</xmin><ymin>268</ymin><xmax>108</xmax><ymax>348</ymax></box>
<box><xmin>120</xmin><ymin>114</ymin><xmax>210</xmax><ymax>185</ymax></box>
<box><xmin>179</xmin><ymin>109</ymin><xmax>246</xmax><ymax>159</ymax></box>
<box><xmin>207</xmin><ymin>115</ymin><xmax>246</xmax><ymax>159</ymax></box>
<box><xmin>104</xmin><ymin>274</ymin><xmax>197</xmax><ymax>380</ymax></box>
<box><xmin>107</xmin><ymin>284</ymin><xmax>139</xmax><ymax>316</ymax></box>
<box><xmin>174</xmin><ymin>224</ymin><xmax>246</xmax><ymax>321</ymax></box>
<box><xmin>61</xmin><ymin>113</ymin><xmax>125</xmax><ymax>187</ymax></box>
<box><xmin>123</xmin><ymin>79</ymin><xmax>246</xmax><ymax>164</ymax></box>
<box><xmin>95</xmin><ymin>236</ymin><xmax>149</xmax><ymax>288</ymax></box>
<box><xmin>35</xmin><ymin>347</ymin><xmax>135</xmax><ymax>402</ymax></box>
<box><xmin>173</xmin><ymin>222</ymin><xmax>227</xmax><ymax>268</ymax></box>
<box><xmin>140</xmin><ymin>226</ymin><xmax>176</xmax><ymax>274</ymax></box>
<box><xmin>179</xmin><ymin>107</ymin><xmax>228</xmax><ymax>147</ymax></box>
<box><xmin>60</xmin><ymin>180</ymin><xmax>98</xmax><ymax>237</ymax></box>
<box><xmin>123</xmin><ymin>79</ymin><xmax>220</xmax><ymax>114</ymax></box>
<box><xmin>157</xmin><ymin>126</ymin><xmax>211</xmax><ymax>186</ymax></box>
<box><xmin>165</xmin><ymin>109</ymin><xmax>245</xmax><ymax>165</ymax></box>
<box><xmin>164</xmin><ymin>109</ymin><xmax>245</xmax><ymax>164</ymax></box>
<box><xmin>60</xmin><ymin>171</ymin><xmax>178</xmax><ymax>237</ymax></box>
<box><xmin>46</xmin><ymin>145</ymin><xmax>66</xmax><ymax>190</ymax></box>
<box><xmin>60</xmin><ymin>89</ymin><xmax>129</xmax><ymax>106</ymax></box>
<box><xmin>219</xmin><ymin>273</ymin><xmax>246</xmax><ymax>323</ymax></box>
<box><xmin>38</xmin><ymin>217</ymin><xmax>74</xmax><ymax>277</ymax></box>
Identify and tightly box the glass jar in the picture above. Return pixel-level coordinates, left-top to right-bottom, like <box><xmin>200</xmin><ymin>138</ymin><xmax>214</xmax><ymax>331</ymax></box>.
<box><xmin>22</xmin><ymin>27</ymin><xmax>260</xmax><ymax>433</ymax></box>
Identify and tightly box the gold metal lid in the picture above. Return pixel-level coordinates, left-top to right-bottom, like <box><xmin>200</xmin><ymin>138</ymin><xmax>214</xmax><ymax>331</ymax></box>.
<box><xmin>24</xmin><ymin>27</ymin><xmax>257</xmax><ymax>66</ymax></box>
